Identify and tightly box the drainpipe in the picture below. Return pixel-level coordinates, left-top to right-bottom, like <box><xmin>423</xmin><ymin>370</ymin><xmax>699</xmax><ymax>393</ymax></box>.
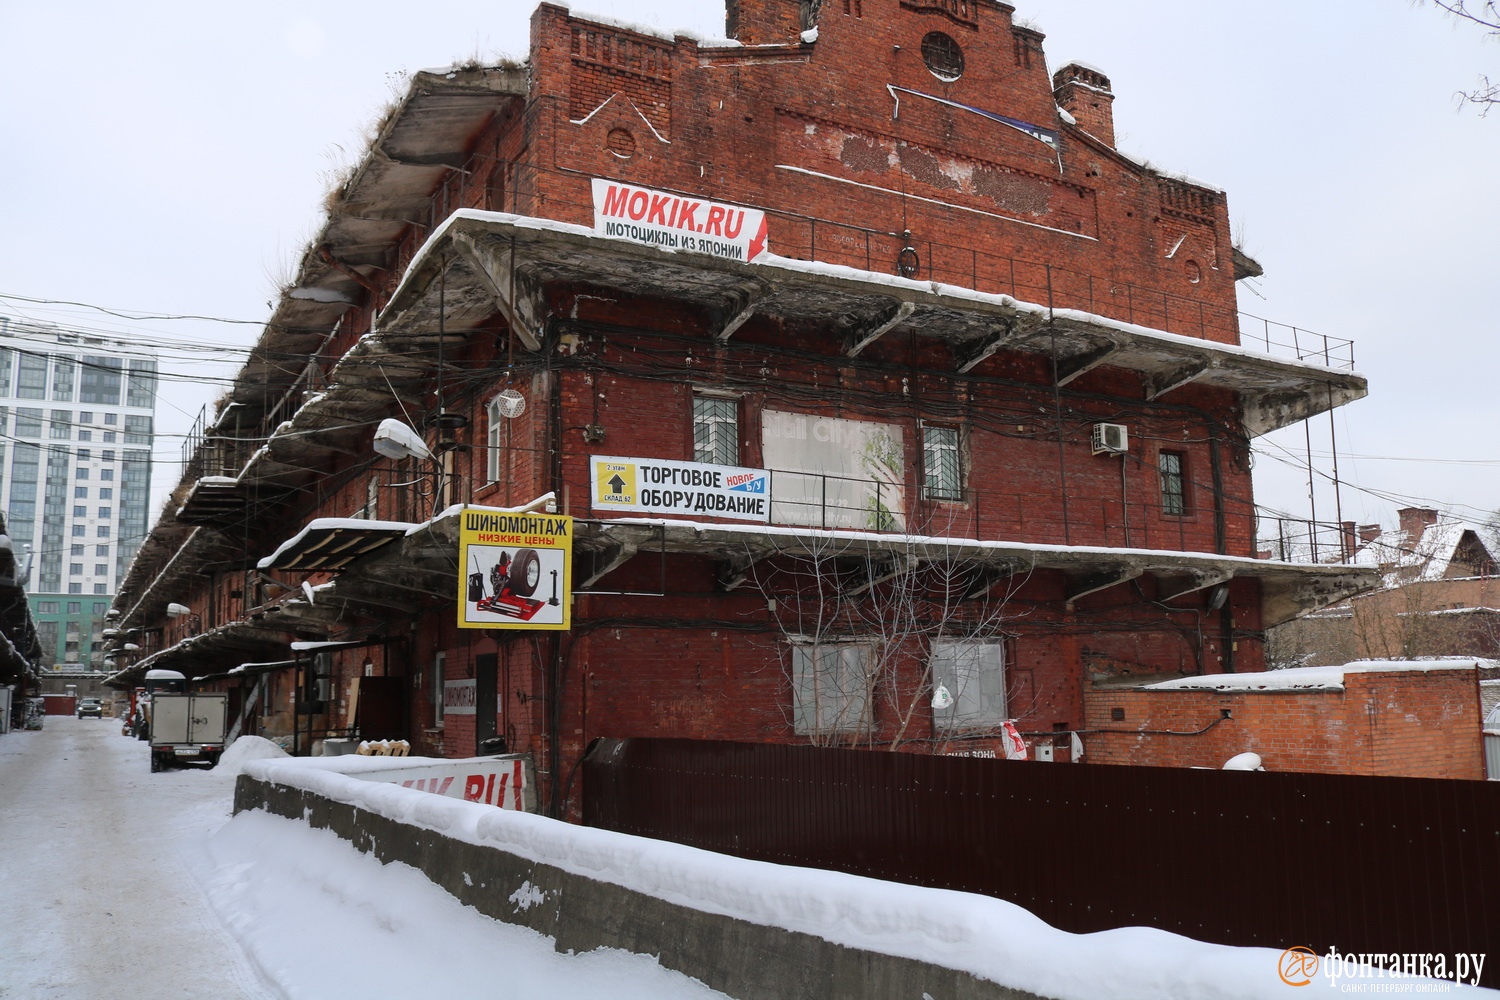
<box><xmin>546</xmin><ymin>322</ymin><xmax>565</xmax><ymax>817</ymax></box>
<box><xmin>1209</xmin><ymin>430</ymin><xmax>1234</xmax><ymax>672</ymax></box>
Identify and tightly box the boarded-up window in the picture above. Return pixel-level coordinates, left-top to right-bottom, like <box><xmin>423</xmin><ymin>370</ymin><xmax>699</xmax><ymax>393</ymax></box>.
<box><xmin>792</xmin><ymin>643</ymin><xmax>872</xmax><ymax>736</ymax></box>
<box><xmin>931</xmin><ymin>641</ymin><xmax>1006</xmax><ymax>734</ymax></box>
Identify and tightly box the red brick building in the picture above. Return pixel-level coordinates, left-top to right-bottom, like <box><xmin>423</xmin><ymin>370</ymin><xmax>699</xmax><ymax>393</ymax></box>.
<box><xmin>108</xmin><ymin>0</ymin><xmax>1372</xmax><ymax>813</ymax></box>
<box><xmin>1083</xmin><ymin>660</ymin><xmax>1488</xmax><ymax>779</ymax></box>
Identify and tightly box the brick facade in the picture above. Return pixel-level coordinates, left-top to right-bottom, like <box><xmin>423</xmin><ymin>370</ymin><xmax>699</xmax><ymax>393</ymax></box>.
<box><xmin>1082</xmin><ymin>667</ymin><xmax>1485</xmax><ymax>779</ymax></box>
<box><xmin>112</xmin><ymin>0</ymin><xmax>1371</xmax><ymax>816</ymax></box>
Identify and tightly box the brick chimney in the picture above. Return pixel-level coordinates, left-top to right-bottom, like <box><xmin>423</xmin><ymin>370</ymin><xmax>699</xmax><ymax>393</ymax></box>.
<box><xmin>1397</xmin><ymin>507</ymin><xmax>1439</xmax><ymax>542</ymax></box>
<box><xmin>1053</xmin><ymin>63</ymin><xmax>1116</xmax><ymax>147</ymax></box>
<box><xmin>1357</xmin><ymin>524</ymin><xmax>1382</xmax><ymax>545</ymax></box>
<box><xmin>725</xmin><ymin>0</ymin><xmax>811</xmax><ymax>45</ymax></box>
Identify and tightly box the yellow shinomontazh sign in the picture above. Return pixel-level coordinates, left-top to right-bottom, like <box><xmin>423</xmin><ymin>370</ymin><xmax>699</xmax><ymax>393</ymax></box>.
<box><xmin>457</xmin><ymin>508</ymin><xmax>572</xmax><ymax>630</ymax></box>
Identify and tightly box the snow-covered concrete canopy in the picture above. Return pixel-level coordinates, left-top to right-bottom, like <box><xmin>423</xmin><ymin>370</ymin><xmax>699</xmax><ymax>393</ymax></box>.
<box><xmin>247</xmin><ymin>505</ymin><xmax>1376</xmax><ymax>634</ymax></box>
<box><xmin>569</xmin><ymin>516</ymin><xmax>1376</xmax><ymax>627</ymax></box>
<box><xmin>258</xmin><ymin>517</ymin><xmax>422</xmax><ymax>572</ymax></box>
<box><xmin>1145</xmin><ymin>657</ymin><xmax>1489</xmax><ymax>693</ymax></box>
<box><xmin>378</xmin><ymin>210</ymin><xmax>1367</xmax><ymax>437</ymax></box>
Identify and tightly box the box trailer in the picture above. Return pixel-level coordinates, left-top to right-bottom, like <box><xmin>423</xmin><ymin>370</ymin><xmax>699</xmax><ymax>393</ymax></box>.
<box><xmin>148</xmin><ymin>693</ymin><xmax>228</xmax><ymax>772</ymax></box>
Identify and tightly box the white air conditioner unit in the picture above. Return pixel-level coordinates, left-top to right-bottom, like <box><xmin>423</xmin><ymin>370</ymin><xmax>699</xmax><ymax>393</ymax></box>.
<box><xmin>1091</xmin><ymin>422</ymin><xmax>1129</xmax><ymax>455</ymax></box>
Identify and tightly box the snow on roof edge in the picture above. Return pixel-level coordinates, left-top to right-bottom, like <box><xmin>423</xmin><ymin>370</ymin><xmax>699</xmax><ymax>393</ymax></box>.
<box><xmin>1146</xmin><ymin>658</ymin><xmax>1483</xmax><ymax>693</ymax></box>
<box><xmin>414</xmin><ymin>209</ymin><xmax>1359</xmax><ymax>380</ymax></box>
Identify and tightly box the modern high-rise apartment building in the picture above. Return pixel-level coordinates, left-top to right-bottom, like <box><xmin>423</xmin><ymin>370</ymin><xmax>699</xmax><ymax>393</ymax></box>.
<box><xmin>0</xmin><ymin>316</ymin><xmax>156</xmax><ymax>670</ymax></box>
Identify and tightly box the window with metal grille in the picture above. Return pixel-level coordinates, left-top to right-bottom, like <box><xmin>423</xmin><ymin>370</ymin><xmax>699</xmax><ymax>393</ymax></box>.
<box><xmin>1159</xmin><ymin>450</ymin><xmax>1187</xmax><ymax>516</ymax></box>
<box><xmin>692</xmin><ymin>394</ymin><xmax>739</xmax><ymax>466</ymax></box>
<box><xmin>921</xmin><ymin>31</ymin><xmax>964</xmax><ymax>80</ymax></box>
<box><xmin>791</xmin><ymin>643</ymin><xmax>873</xmax><ymax>735</ymax></box>
<box><xmin>923</xmin><ymin>424</ymin><xmax>962</xmax><ymax>500</ymax></box>
<box><xmin>931</xmin><ymin>641</ymin><xmax>1007</xmax><ymax>734</ymax></box>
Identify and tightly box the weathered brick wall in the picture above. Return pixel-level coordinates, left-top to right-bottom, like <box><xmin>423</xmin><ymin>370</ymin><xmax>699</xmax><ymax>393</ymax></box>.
<box><xmin>523</xmin><ymin>0</ymin><xmax>1239</xmax><ymax>342</ymax></box>
<box><xmin>1081</xmin><ymin>669</ymin><xmax>1484</xmax><ymax>779</ymax></box>
<box><xmin>183</xmin><ymin>0</ymin><xmax>1278</xmax><ymax>800</ymax></box>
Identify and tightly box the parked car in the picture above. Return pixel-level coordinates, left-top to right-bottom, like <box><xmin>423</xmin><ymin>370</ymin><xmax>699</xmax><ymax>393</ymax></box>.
<box><xmin>76</xmin><ymin>698</ymin><xmax>104</xmax><ymax>719</ymax></box>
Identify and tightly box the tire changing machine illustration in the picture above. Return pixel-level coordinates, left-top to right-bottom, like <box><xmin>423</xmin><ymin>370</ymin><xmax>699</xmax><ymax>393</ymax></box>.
<box><xmin>467</xmin><ymin>549</ymin><xmax>560</xmax><ymax>621</ymax></box>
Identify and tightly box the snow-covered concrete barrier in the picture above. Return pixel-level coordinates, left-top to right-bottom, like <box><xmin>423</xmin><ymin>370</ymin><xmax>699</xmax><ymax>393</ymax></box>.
<box><xmin>233</xmin><ymin>754</ymin><xmax>1492</xmax><ymax>1000</ymax></box>
<box><xmin>235</xmin><ymin>756</ymin><xmax>1049</xmax><ymax>1000</ymax></box>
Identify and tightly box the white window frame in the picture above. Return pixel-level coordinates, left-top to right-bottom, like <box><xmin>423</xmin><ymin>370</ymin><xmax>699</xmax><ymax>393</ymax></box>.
<box><xmin>791</xmin><ymin>641</ymin><xmax>873</xmax><ymax>736</ymax></box>
<box><xmin>930</xmin><ymin>640</ymin><xmax>1007</xmax><ymax>735</ymax></box>
<box><xmin>485</xmin><ymin>396</ymin><xmax>507</xmax><ymax>483</ymax></box>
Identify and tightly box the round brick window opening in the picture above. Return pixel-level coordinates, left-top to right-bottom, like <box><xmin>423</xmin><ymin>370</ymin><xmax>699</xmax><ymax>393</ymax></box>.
<box><xmin>922</xmin><ymin>32</ymin><xmax>964</xmax><ymax>81</ymax></box>
<box><xmin>606</xmin><ymin>128</ymin><xmax>637</xmax><ymax>159</ymax></box>
<box><xmin>1185</xmin><ymin>259</ymin><xmax>1202</xmax><ymax>284</ymax></box>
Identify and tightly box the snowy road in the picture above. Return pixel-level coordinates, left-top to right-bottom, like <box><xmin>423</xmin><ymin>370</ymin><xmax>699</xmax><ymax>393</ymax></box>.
<box><xmin>0</xmin><ymin>718</ymin><xmax>729</xmax><ymax>1000</ymax></box>
<box><xmin>0</xmin><ymin>715</ymin><xmax>275</xmax><ymax>999</ymax></box>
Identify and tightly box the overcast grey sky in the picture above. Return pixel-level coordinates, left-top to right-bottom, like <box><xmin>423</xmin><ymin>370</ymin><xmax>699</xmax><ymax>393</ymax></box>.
<box><xmin>1</xmin><ymin>0</ymin><xmax>1495</xmax><ymax>540</ymax></box>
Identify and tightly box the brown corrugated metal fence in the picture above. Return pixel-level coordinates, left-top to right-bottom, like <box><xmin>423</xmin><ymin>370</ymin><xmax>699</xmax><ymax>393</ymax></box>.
<box><xmin>583</xmin><ymin>738</ymin><xmax>1499</xmax><ymax>988</ymax></box>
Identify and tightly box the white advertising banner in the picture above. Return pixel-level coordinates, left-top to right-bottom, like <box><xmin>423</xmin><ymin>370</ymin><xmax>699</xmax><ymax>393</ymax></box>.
<box><xmin>355</xmin><ymin>756</ymin><xmax>532</xmax><ymax>811</ymax></box>
<box><xmin>591</xmin><ymin>178</ymin><xmax>769</xmax><ymax>263</ymax></box>
<box><xmin>761</xmin><ymin>411</ymin><xmax>906</xmax><ymax>530</ymax></box>
<box><xmin>590</xmin><ymin>455</ymin><xmax>770</xmax><ymax>522</ymax></box>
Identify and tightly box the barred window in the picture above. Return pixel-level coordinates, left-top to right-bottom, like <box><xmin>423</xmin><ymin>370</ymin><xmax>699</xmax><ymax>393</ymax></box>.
<box><xmin>1159</xmin><ymin>451</ymin><xmax>1187</xmax><ymax>517</ymax></box>
<box><xmin>692</xmin><ymin>394</ymin><xmax>739</xmax><ymax>467</ymax></box>
<box><xmin>922</xmin><ymin>424</ymin><xmax>962</xmax><ymax>501</ymax></box>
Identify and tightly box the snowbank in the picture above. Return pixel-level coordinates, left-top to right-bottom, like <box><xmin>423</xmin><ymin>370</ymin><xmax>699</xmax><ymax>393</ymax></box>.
<box><xmin>215</xmin><ymin>734</ymin><xmax>288</xmax><ymax>775</ymax></box>
<box><xmin>240</xmin><ymin>756</ymin><xmax>1489</xmax><ymax>999</ymax></box>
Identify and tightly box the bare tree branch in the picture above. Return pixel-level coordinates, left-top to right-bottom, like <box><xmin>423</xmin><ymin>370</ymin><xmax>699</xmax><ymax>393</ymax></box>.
<box><xmin>1430</xmin><ymin>0</ymin><xmax>1500</xmax><ymax>31</ymax></box>
<box><xmin>1421</xmin><ymin>0</ymin><xmax>1500</xmax><ymax>112</ymax></box>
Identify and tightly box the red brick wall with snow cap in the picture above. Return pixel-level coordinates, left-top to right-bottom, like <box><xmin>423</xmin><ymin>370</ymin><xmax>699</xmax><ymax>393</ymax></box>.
<box><xmin>1081</xmin><ymin>667</ymin><xmax>1484</xmax><ymax>779</ymax></box>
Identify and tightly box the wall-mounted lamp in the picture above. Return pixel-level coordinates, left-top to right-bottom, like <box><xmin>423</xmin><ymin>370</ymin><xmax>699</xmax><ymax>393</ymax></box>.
<box><xmin>166</xmin><ymin>603</ymin><xmax>192</xmax><ymax>618</ymax></box>
<box><xmin>373</xmin><ymin>418</ymin><xmax>433</xmax><ymax>462</ymax></box>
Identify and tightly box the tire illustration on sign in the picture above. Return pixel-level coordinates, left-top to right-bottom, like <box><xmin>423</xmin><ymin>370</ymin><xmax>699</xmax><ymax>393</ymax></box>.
<box><xmin>507</xmin><ymin>548</ymin><xmax>541</xmax><ymax>597</ymax></box>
